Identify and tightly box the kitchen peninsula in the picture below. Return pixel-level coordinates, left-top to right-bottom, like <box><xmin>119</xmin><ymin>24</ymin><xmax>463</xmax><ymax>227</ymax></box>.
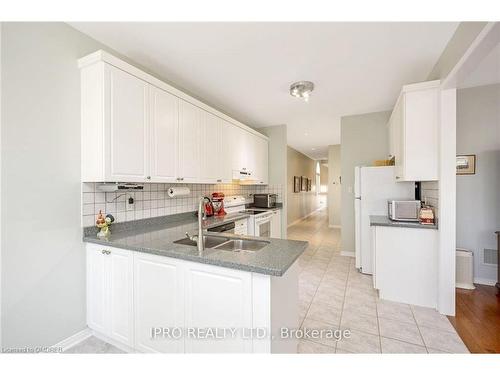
<box><xmin>83</xmin><ymin>212</ymin><xmax>307</xmax><ymax>353</ymax></box>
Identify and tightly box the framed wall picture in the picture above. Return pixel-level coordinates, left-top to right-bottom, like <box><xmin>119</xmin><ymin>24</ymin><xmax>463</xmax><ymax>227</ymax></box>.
<box><xmin>307</xmin><ymin>178</ymin><xmax>312</xmax><ymax>191</ymax></box>
<box><xmin>293</xmin><ymin>176</ymin><xmax>301</xmax><ymax>193</ymax></box>
<box><xmin>301</xmin><ymin>176</ymin><xmax>307</xmax><ymax>191</ymax></box>
<box><xmin>456</xmin><ymin>155</ymin><xmax>476</xmax><ymax>175</ymax></box>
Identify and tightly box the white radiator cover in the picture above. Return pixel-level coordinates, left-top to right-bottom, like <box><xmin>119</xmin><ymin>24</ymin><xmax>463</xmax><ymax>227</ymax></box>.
<box><xmin>456</xmin><ymin>248</ymin><xmax>475</xmax><ymax>290</ymax></box>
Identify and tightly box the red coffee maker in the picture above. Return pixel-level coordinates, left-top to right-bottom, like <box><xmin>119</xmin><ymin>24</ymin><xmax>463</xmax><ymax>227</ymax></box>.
<box><xmin>211</xmin><ymin>192</ymin><xmax>226</xmax><ymax>216</ymax></box>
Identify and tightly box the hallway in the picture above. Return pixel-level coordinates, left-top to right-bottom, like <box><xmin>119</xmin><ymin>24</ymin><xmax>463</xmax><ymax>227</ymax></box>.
<box><xmin>290</xmin><ymin>208</ymin><xmax>468</xmax><ymax>353</ymax></box>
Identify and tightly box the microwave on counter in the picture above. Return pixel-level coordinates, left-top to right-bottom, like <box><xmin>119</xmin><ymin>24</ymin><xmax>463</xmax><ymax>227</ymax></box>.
<box><xmin>388</xmin><ymin>200</ymin><xmax>421</xmax><ymax>222</ymax></box>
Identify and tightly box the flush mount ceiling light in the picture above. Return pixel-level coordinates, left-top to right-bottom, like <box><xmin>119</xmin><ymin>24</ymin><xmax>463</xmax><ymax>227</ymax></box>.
<box><xmin>290</xmin><ymin>81</ymin><xmax>314</xmax><ymax>102</ymax></box>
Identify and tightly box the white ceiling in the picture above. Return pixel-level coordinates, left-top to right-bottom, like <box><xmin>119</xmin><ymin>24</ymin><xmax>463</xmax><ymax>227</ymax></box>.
<box><xmin>70</xmin><ymin>22</ymin><xmax>457</xmax><ymax>159</ymax></box>
<box><xmin>460</xmin><ymin>41</ymin><xmax>500</xmax><ymax>89</ymax></box>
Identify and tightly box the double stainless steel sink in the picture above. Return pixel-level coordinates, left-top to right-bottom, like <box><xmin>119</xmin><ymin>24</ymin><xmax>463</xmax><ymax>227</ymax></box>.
<box><xmin>173</xmin><ymin>234</ymin><xmax>269</xmax><ymax>252</ymax></box>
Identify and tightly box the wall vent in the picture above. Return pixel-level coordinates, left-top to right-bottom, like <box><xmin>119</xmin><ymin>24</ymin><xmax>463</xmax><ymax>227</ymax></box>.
<box><xmin>483</xmin><ymin>248</ymin><xmax>498</xmax><ymax>266</ymax></box>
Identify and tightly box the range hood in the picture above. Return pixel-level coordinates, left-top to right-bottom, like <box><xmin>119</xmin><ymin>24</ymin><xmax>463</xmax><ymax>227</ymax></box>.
<box><xmin>232</xmin><ymin>170</ymin><xmax>256</xmax><ymax>183</ymax></box>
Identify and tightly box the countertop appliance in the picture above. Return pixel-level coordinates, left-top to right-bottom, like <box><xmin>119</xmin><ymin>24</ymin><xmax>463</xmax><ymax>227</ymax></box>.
<box><xmin>253</xmin><ymin>193</ymin><xmax>277</xmax><ymax>208</ymax></box>
<box><xmin>354</xmin><ymin>166</ymin><xmax>415</xmax><ymax>275</ymax></box>
<box><xmin>388</xmin><ymin>200</ymin><xmax>421</xmax><ymax>222</ymax></box>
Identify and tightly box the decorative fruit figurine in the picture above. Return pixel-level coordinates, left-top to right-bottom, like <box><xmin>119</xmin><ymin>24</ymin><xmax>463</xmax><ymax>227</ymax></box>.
<box><xmin>96</xmin><ymin>210</ymin><xmax>113</xmax><ymax>238</ymax></box>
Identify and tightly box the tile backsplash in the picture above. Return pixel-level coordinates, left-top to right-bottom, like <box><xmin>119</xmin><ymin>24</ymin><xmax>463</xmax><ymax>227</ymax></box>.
<box><xmin>82</xmin><ymin>182</ymin><xmax>283</xmax><ymax>227</ymax></box>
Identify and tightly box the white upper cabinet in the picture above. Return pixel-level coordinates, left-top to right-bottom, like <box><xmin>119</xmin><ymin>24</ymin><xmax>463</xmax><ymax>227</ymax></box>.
<box><xmin>229</xmin><ymin>125</ymin><xmax>269</xmax><ymax>184</ymax></box>
<box><xmin>200</xmin><ymin>111</ymin><xmax>223</xmax><ymax>183</ymax></box>
<box><xmin>230</xmin><ymin>125</ymin><xmax>249</xmax><ymax>172</ymax></box>
<box><xmin>150</xmin><ymin>86</ymin><xmax>178</xmax><ymax>182</ymax></box>
<box><xmin>254</xmin><ymin>135</ymin><xmax>269</xmax><ymax>185</ymax></box>
<box><xmin>80</xmin><ymin>50</ymin><xmax>268</xmax><ymax>184</ymax></box>
<box><xmin>388</xmin><ymin>80</ymin><xmax>439</xmax><ymax>182</ymax></box>
<box><xmin>178</xmin><ymin>100</ymin><xmax>202</xmax><ymax>182</ymax></box>
<box><xmin>219</xmin><ymin>120</ymin><xmax>235</xmax><ymax>183</ymax></box>
<box><xmin>107</xmin><ymin>65</ymin><xmax>149</xmax><ymax>182</ymax></box>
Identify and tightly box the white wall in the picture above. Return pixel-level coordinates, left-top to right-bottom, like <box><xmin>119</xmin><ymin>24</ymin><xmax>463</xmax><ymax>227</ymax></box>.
<box><xmin>0</xmin><ymin>23</ymin><xmax>113</xmax><ymax>348</ymax></box>
<box><xmin>340</xmin><ymin>111</ymin><xmax>390</xmax><ymax>253</ymax></box>
<box><xmin>457</xmin><ymin>84</ymin><xmax>500</xmax><ymax>284</ymax></box>
<box><xmin>260</xmin><ymin>125</ymin><xmax>288</xmax><ymax>236</ymax></box>
<box><xmin>328</xmin><ymin>145</ymin><xmax>341</xmax><ymax>228</ymax></box>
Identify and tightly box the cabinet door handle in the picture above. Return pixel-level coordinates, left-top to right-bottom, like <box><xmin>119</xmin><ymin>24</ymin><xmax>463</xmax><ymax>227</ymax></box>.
<box><xmin>217</xmin><ymin>179</ymin><xmax>222</xmax><ymax>183</ymax></box>
<box><xmin>146</xmin><ymin>176</ymin><xmax>151</xmax><ymax>180</ymax></box>
<box><xmin>176</xmin><ymin>177</ymin><xmax>184</xmax><ymax>181</ymax></box>
<box><xmin>101</xmin><ymin>249</ymin><xmax>110</xmax><ymax>255</ymax></box>
<box><xmin>396</xmin><ymin>176</ymin><xmax>401</xmax><ymax>180</ymax></box>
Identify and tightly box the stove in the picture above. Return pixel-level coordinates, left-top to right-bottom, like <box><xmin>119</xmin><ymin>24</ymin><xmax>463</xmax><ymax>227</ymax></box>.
<box><xmin>222</xmin><ymin>196</ymin><xmax>273</xmax><ymax>237</ymax></box>
<box><xmin>240</xmin><ymin>209</ymin><xmax>268</xmax><ymax>215</ymax></box>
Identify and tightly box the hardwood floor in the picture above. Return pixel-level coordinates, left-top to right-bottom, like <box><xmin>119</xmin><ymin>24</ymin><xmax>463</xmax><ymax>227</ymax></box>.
<box><xmin>448</xmin><ymin>285</ymin><xmax>500</xmax><ymax>353</ymax></box>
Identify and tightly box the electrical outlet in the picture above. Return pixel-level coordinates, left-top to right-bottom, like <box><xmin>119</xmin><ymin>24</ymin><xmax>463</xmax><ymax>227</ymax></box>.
<box><xmin>126</xmin><ymin>196</ymin><xmax>135</xmax><ymax>211</ymax></box>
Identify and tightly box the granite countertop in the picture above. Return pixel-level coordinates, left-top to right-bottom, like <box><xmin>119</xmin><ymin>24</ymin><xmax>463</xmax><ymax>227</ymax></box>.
<box><xmin>370</xmin><ymin>215</ymin><xmax>438</xmax><ymax>230</ymax></box>
<box><xmin>83</xmin><ymin>211</ymin><xmax>306</xmax><ymax>276</ymax></box>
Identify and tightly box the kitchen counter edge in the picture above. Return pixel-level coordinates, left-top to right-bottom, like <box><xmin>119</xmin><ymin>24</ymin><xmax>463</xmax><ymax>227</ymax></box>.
<box><xmin>370</xmin><ymin>215</ymin><xmax>438</xmax><ymax>230</ymax></box>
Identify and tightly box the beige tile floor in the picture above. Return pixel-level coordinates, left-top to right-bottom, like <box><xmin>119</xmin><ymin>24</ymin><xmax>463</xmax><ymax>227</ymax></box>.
<box><xmin>64</xmin><ymin>336</ymin><xmax>124</xmax><ymax>354</ymax></box>
<box><xmin>66</xmin><ymin>207</ymin><xmax>468</xmax><ymax>354</ymax></box>
<box><xmin>291</xmin><ymin>208</ymin><xmax>468</xmax><ymax>354</ymax></box>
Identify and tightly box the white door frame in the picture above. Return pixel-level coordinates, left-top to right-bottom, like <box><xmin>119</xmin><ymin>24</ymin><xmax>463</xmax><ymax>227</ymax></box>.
<box><xmin>437</xmin><ymin>22</ymin><xmax>499</xmax><ymax>315</ymax></box>
<box><xmin>0</xmin><ymin>21</ymin><xmax>3</xmax><ymax>349</ymax></box>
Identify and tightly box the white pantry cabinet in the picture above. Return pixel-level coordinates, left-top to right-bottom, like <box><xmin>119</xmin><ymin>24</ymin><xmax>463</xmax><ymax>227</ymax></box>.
<box><xmin>86</xmin><ymin>243</ymin><xmax>134</xmax><ymax>347</ymax></box>
<box><xmin>79</xmin><ymin>50</ymin><xmax>269</xmax><ymax>185</ymax></box>
<box><xmin>388</xmin><ymin>80</ymin><xmax>440</xmax><ymax>182</ymax></box>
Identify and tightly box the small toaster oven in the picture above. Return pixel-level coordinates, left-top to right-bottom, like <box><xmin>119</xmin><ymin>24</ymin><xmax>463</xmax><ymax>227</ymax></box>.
<box><xmin>388</xmin><ymin>200</ymin><xmax>421</xmax><ymax>222</ymax></box>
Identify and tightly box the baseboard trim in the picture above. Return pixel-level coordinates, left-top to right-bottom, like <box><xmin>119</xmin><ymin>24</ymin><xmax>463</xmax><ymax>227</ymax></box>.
<box><xmin>91</xmin><ymin>330</ymin><xmax>135</xmax><ymax>353</ymax></box>
<box><xmin>340</xmin><ymin>251</ymin><xmax>355</xmax><ymax>257</ymax></box>
<box><xmin>328</xmin><ymin>225</ymin><xmax>341</xmax><ymax>229</ymax></box>
<box><xmin>474</xmin><ymin>277</ymin><xmax>497</xmax><ymax>286</ymax></box>
<box><xmin>287</xmin><ymin>207</ymin><xmax>324</xmax><ymax>228</ymax></box>
<box><xmin>55</xmin><ymin>328</ymin><xmax>92</xmax><ymax>351</ymax></box>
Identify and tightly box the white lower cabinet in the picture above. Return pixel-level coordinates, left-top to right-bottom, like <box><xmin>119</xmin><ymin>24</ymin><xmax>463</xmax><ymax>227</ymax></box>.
<box><xmin>87</xmin><ymin>244</ymin><xmax>297</xmax><ymax>352</ymax></box>
<box><xmin>134</xmin><ymin>252</ymin><xmax>184</xmax><ymax>353</ymax></box>
<box><xmin>234</xmin><ymin>219</ymin><xmax>248</xmax><ymax>235</ymax></box>
<box><xmin>184</xmin><ymin>263</ymin><xmax>253</xmax><ymax>353</ymax></box>
<box><xmin>270</xmin><ymin>210</ymin><xmax>282</xmax><ymax>239</ymax></box>
<box><xmin>86</xmin><ymin>244</ymin><xmax>134</xmax><ymax>348</ymax></box>
<box><xmin>372</xmin><ymin>226</ymin><xmax>438</xmax><ymax>308</ymax></box>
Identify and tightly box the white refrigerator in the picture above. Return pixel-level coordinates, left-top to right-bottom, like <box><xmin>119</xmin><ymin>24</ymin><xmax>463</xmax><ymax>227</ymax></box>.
<box><xmin>354</xmin><ymin>166</ymin><xmax>414</xmax><ymax>274</ymax></box>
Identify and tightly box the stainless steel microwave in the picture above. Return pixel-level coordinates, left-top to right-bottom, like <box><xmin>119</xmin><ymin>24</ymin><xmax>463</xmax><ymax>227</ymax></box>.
<box><xmin>253</xmin><ymin>194</ymin><xmax>277</xmax><ymax>208</ymax></box>
<box><xmin>388</xmin><ymin>200</ymin><xmax>421</xmax><ymax>222</ymax></box>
